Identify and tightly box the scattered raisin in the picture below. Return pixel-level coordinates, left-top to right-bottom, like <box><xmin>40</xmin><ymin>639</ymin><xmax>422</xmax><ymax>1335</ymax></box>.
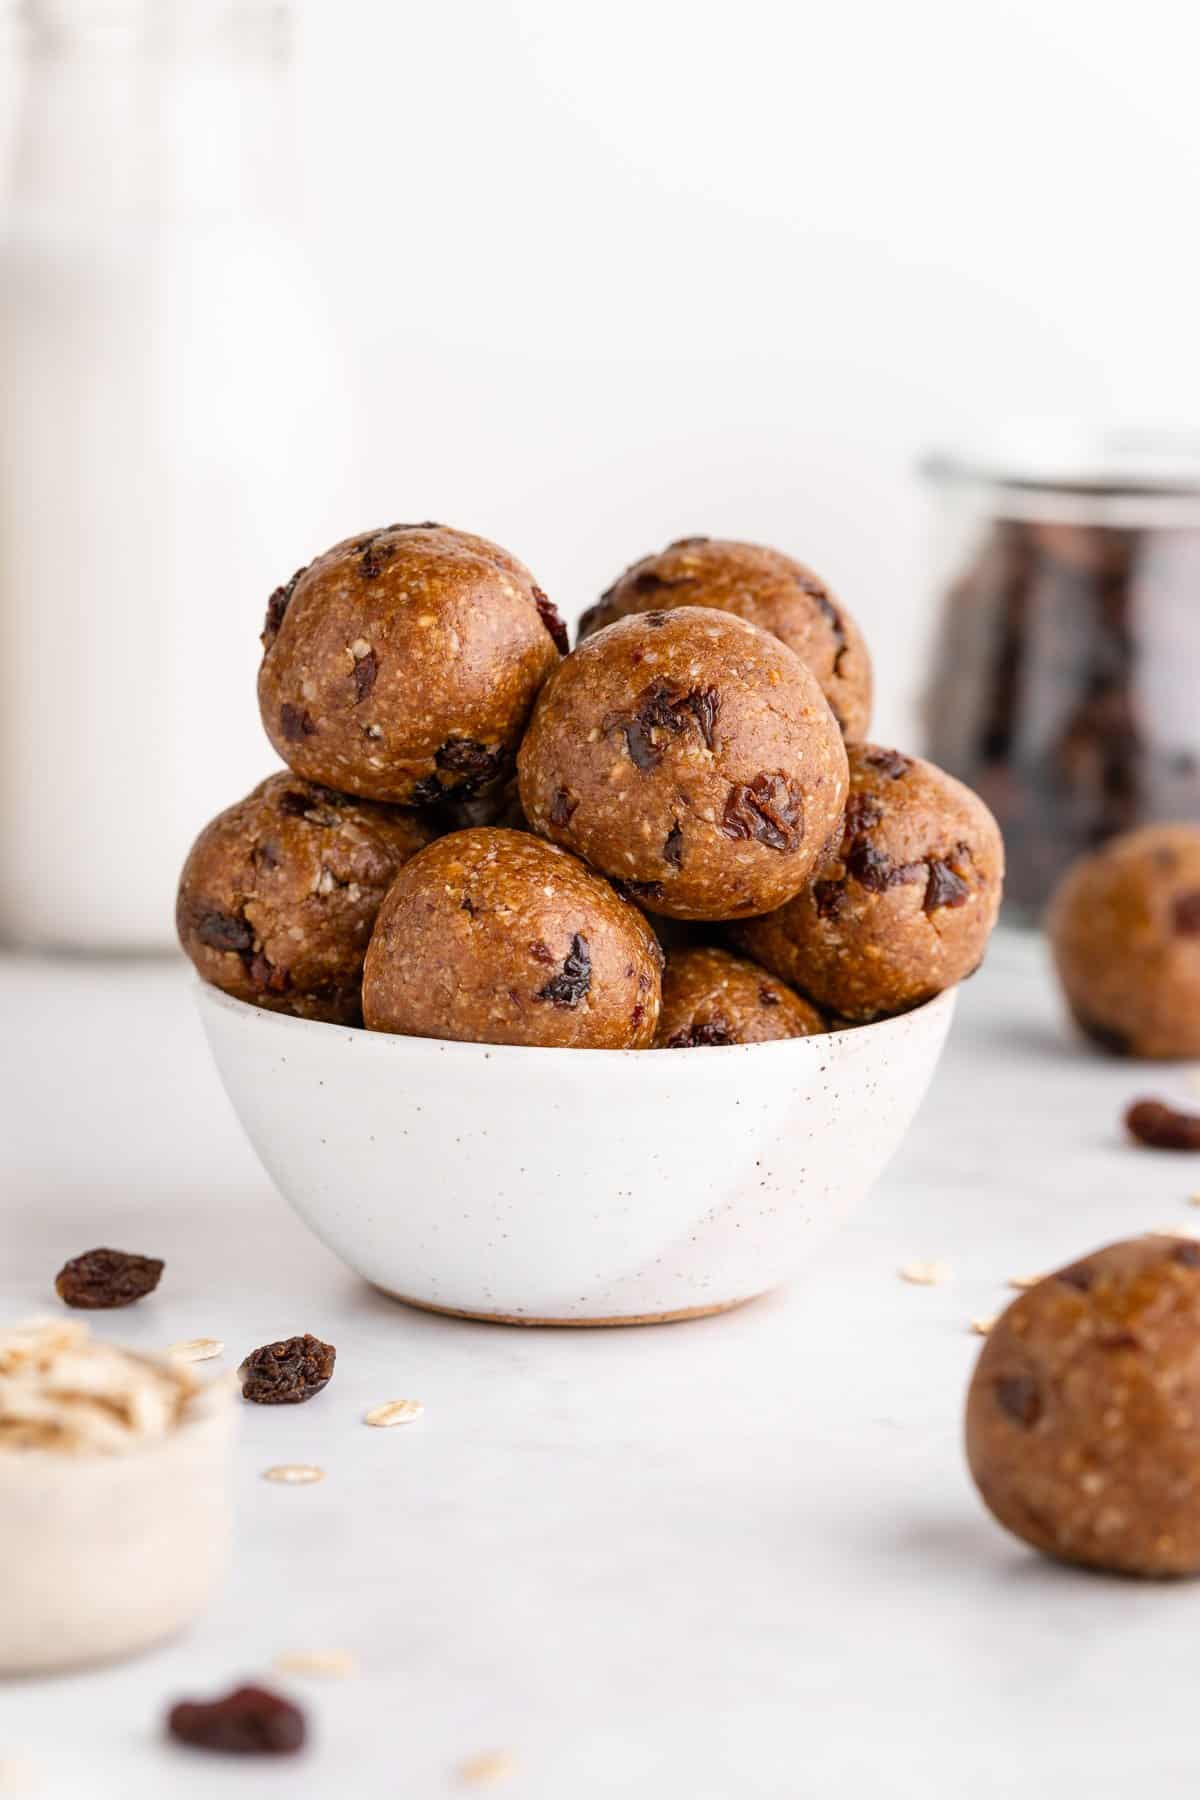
<box><xmin>280</xmin><ymin>784</ymin><xmax>344</xmax><ymax>819</ymax></box>
<box><xmin>994</xmin><ymin>1374</ymin><xmax>1041</xmax><ymax>1427</ymax></box>
<box><xmin>631</xmin><ymin>1002</ymin><xmax>646</xmax><ymax>1028</ymax></box>
<box><xmin>352</xmin><ymin>648</ymin><xmax>378</xmax><ymax>703</ymax></box>
<box><xmin>409</xmin><ymin>774</ymin><xmax>445</xmax><ymax>806</ymax></box>
<box><xmin>720</xmin><ymin>774</ymin><xmax>804</xmax><ymax>852</ymax></box>
<box><xmin>549</xmin><ymin>786</ymin><xmax>578</xmax><ymax>828</ymax></box>
<box><xmin>529</xmin><ymin>939</ymin><xmax>555</xmax><ymax>964</ymax></box>
<box><xmin>261</xmin><ymin>567</ymin><xmax>306</xmax><ymax>650</ymax></box>
<box><xmin>663</xmin><ymin>821</ymin><xmax>684</xmax><ymax>869</ymax></box>
<box><xmin>684</xmin><ymin>686</ymin><xmax>719</xmax><ymax>749</ymax></box>
<box><xmin>666</xmin><ymin>1018</ymin><xmax>734</xmax><ymax>1049</ymax></box>
<box><xmin>194</xmin><ymin>909</ymin><xmax>254</xmax><ymax>953</ymax></box>
<box><xmin>618</xmin><ymin>878</ymin><xmax>665</xmax><ymax>904</ymax></box>
<box><xmin>534</xmin><ymin>934</ymin><xmax>591</xmax><ymax>1009</ymax></box>
<box><xmin>1126</xmin><ymin>1099</ymin><xmax>1200</xmax><ymax>1150</ymax></box>
<box><xmin>167</xmin><ymin>1686</ymin><xmax>306</xmax><ymax>1756</ymax></box>
<box><xmin>357</xmin><ymin>531</ymin><xmax>397</xmax><ymax>579</ymax></box>
<box><xmin>532</xmin><ymin>587</ymin><xmax>569</xmax><ymax>654</ymax></box>
<box><xmin>604</xmin><ymin>682</ymin><xmax>720</xmax><ymax>770</ymax></box>
<box><xmin>863</xmin><ymin>747</ymin><xmax>911</xmax><ymax>779</ymax></box>
<box><xmin>277</xmin><ymin>790</ymin><xmax>315</xmax><ymax>818</ymax></box>
<box><xmin>758</xmin><ymin>985</ymin><xmax>780</xmax><ymax>1006</ymax></box>
<box><xmin>55</xmin><ymin>1248</ymin><xmax>164</xmax><ymax>1310</ymax></box>
<box><xmin>924</xmin><ymin>857</ymin><xmax>971</xmax><ymax>912</ymax></box>
<box><xmin>435</xmin><ymin>739</ymin><xmax>505</xmax><ymax>791</ymax></box>
<box><xmin>806</xmin><ymin>580</ymin><xmax>845</xmax><ymax>662</ymax></box>
<box><xmin>238</xmin><ymin>1333</ymin><xmax>336</xmax><ymax>1405</ymax></box>
<box><xmin>1173</xmin><ymin>890</ymin><xmax>1200</xmax><ymax>934</ymax></box>
<box><xmin>813</xmin><ymin>879</ymin><xmax>848</xmax><ymax>920</ymax></box>
<box><xmin>279</xmin><ymin>703</ymin><xmax>316</xmax><ymax>741</ymax></box>
<box><xmin>1057</xmin><ymin>1263</ymin><xmax>1094</xmax><ymax>1291</ymax></box>
<box><xmin>632</xmin><ymin>570</ymin><xmax>672</xmax><ymax>594</ymax></box>
<box><xmin>1173</xmin><ymin>1241</ymin><xmax>1200</xmax><ymax>1267</ymax></box>
<box><xmin>845</xmin><ymin>838</ymin><xmax>925</xmax><ymax>896</ymax></box>
<box><xmin>843</xmin><ymin>794</ymin><xmax>884</xmax><ymax>837</ymax></box>
<box><xmin>604</xmin><ymin>692</ymin><xmax>671</xmax><ymax>770</ymax></box>
<box><xmin>248</xmin><ymin>951</ymin><xmax>289</xmax><ymax>994</ymax></box>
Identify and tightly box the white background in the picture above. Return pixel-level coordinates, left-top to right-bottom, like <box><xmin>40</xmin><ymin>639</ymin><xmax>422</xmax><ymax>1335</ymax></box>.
<box><xmin>293</xmin><ymin>0</ymin><xmax>1200</xmax><ymax>746</ymax></box>
<box><xmin>2</xmin><ymin>0</ymin><xmax>1198</xmax><ymax>944</ymax></box>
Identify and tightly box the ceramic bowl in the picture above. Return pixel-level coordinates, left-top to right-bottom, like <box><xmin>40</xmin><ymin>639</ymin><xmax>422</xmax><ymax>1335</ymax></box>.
<box><xmin>196</xmin><ymin>980</ymin><xmax>956</xmax><ymax>1326</ymax></box>
<box><xmin>0</xmin><ymin>1375</ymin><xmax>234</xmax><ymax>1674</ymax></box>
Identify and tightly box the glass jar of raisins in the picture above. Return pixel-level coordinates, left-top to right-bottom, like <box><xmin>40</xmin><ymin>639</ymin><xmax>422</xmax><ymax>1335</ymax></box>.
<box><xmin>922</xmin><ymin>437</ymin><xmax>1200</xmax><ymax>919</ymax></box>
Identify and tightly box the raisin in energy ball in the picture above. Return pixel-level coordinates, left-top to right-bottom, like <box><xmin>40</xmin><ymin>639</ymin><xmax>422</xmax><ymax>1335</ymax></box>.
<box><xmin>258</xmin><ymin>523</ymin><xmax>566</xmax><ymax>806</ymax></box>
<box><xmin>1047</xmin><ymin>824</ymin><xmax>1200</xmax><ymax>1058</ymax></box>
<box><xmin>966</xmin><ymin>1236</ymin><xmax>1200</xmax><ymax>1577</ymax></box>
<box><xmin>733</xmin><ymin>744</ymin><xmax>1003</xmax><ymax>1020</ymax></box>
<box><xmin>362</xmin><ymin>828</ymin><xmax>662</xmax><ymax>1049</ymax></box>
<box><xmin>518</xmin><ymin>608</ymin><xmax>849</xmax><ymax>922</ymax></box>
<box><xmin>654</xmin><ymin>946</ymin><xmax>825</xmax><ymax>1048</ymax></box>
<box><xmin>579</xmin><ymin>536</ymin><xmax>872</xmax><ymax>739</ymax></box>
<box><xmin>177</xmin><ymin>772</ymin><xmax>434</xmax><ymax>1024</ymax></box>
<box><xmin>436</xmin><ymin>772</ymin><xmax>527</xmax><ymax>834</ymax></box>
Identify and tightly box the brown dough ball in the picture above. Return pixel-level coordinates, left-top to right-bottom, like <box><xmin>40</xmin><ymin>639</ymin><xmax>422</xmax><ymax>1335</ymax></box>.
<box><xmin>654</xmin><ymin>946</ymin><xmax>825</xmax><ymax>1047</ymax></box>
<box><xmin>579</xmin><ymin>536</ymin><xmax>872</xmax><ymax>740</ymax></box>
<box><xmin>177</xmin><ymin>772</ymin><xmax>434</xmax><ymax>1025</ymax></box>
<box><xmin>258</xmin><ymin>522</ymin><xmax>565</xmax><ymax>805</ymax></box>
<box><xmin>733</xmin><ymin>744</ymin><xmax>1003</xmax><ymax>1020</ymax></box>
<box><xmin>517</xmin><ymin>608</ymin><xmax>850</xmax><ymax>922</ymax></box>
<box><xmin>362</xmin><ymin>828</ymin><xmax>663</xmax><ymax>1048</ymax></box>
<box><xmin>1047</xmin><ymin>824</ymin><xmax>1200</xmax><ymax>1058</ymax></box>
<box><xmin>966</xmin><ymin>1236</ymin><xmax>1200</xmax><ymax>1577</ymax></box>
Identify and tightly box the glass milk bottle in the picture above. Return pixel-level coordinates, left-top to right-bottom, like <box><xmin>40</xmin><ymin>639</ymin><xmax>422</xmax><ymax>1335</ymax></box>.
<box><xmin>0</xmin><ymin>0</ymin><xmax>356</xmax><ymax>948</ymax></box>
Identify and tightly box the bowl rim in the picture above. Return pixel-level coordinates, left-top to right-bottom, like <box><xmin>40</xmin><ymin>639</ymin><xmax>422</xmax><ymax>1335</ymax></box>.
<box><xmin>193</xmin><ymin>974</ymin><xmax>959</xmax><ymax>1068</ymax></box>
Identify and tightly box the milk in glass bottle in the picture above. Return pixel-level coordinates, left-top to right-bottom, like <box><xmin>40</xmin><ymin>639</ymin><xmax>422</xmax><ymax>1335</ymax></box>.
<box><xmin>0</xmin><ymin>0</ymin><xmax>355</xmax><ymax>947</ymax></box>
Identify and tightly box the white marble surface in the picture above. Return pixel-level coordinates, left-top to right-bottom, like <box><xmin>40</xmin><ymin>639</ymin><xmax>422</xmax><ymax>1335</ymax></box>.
<box><xmin>3</xmin><ymin>933</ymin><xmax>1200</xmax><ymax>1798</ymax></box>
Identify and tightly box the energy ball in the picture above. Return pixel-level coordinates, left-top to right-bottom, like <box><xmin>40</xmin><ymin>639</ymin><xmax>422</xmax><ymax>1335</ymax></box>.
<box><xmin>1047</xmin><ymin>824</ymin><xmax>1200</xmax><ymax>1058</ymax></box>
<box><xmin>258</xmin><ymin>522</ymin><xmax>566</xmax><ymax>806</ymax></box>
<box><xmin>362</xmin><ymin>828</ymin><xmax>663</xmax><ymax>1049</ymax></box>
<box><xmin>965</xmin><ymin>1236</ymin><xmax>1200</xmax><ymax>1577</ymax></box>
<box><xmin>654</xmin><ymin>946</ymin><xmax>825</xmax><ymax>1048</ymax></box>
<box><xmin>177</xmin><ymin>772</ymin><xmax>434</xmax><ymax>1025</ymax></box>
<box><xmin>518</xmin><ymin>608</ymin><xmax>849</xmax><ymax>922</ymax></box>
<box><xmin>579</xmin><ymin>536</ymin><xmax>872</xmax><ymax>740</ymax></box>
<box><xmin>733</xmin><ymin>744</ymin><xmax>1003</xmax><ymax>1020</ymax></box>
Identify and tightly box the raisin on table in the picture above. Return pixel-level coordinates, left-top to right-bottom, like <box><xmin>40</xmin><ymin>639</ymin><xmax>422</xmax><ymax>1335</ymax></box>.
<box><xmin>55</xmin><ymin>1248</ymin><xmax>164</xmax><ymax>1309</ymax></box>
<box><xmin>167</xmin><ymin>1685</ymin><xmax>306</xmax><ymax>1755</ymax></box>
<box><xmin>1125</xmin><ymin>1099</ymin><xmax>1200</xmax><ymax>1151</ymax></box>
<box><xmin>238</xmin><ymin>1333</ymin><xmax>336</xmax><ymax>1404</ymax></box>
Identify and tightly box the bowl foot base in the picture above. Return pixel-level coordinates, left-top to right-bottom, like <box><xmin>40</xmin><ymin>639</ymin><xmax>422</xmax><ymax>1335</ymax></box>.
<box><xmin>375</xmin><ymin>1288</ymin><xmax>762</xmax><ymax>1328</ymax></box>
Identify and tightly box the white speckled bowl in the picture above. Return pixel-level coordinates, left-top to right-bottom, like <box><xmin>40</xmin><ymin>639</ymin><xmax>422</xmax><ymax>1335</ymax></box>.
<box><xmin>196</xmin><ymin>983</ymin><xmax>956</xmax><ymax>1325</ymax></box>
